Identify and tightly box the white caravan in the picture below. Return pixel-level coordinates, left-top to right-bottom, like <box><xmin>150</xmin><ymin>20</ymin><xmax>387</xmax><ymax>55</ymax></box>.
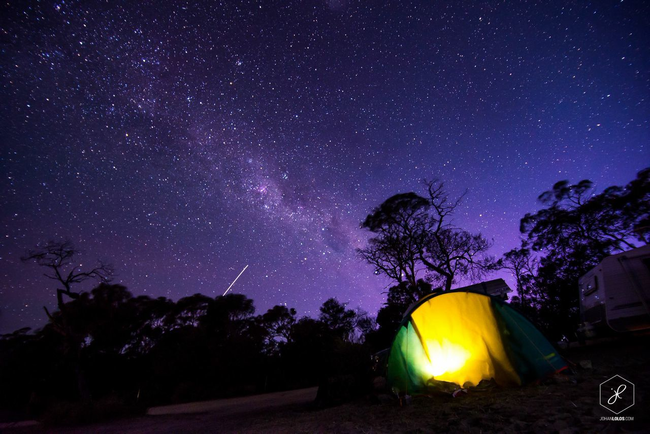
<box><xmin>578</xmin><ymin>244</ymin><xmax>650</xmax><ymax>336</ymax></box>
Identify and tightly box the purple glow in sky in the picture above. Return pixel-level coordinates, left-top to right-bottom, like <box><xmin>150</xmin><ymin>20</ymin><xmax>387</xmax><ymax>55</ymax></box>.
<box><xmin>1</xmin><ymin>0</ymin><xmax>648</xmax><ymax>333</ymax></box>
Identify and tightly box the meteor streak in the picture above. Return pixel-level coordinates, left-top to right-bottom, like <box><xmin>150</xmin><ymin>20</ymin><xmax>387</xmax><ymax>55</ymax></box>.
<box><xmin>223</xmin><ymin>265</ymin><xmax>249</xmax><ymax>296</ymax></box>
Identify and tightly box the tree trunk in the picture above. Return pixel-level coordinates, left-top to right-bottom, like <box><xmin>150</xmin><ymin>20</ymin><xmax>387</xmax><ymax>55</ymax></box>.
<box><xmin>75</xmin><ymin>364</ymin><xmax>92</xmax><ymax>402</ymax></box>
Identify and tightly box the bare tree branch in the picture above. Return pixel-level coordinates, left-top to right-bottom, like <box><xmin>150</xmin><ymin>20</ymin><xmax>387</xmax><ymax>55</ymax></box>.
<box><xmin>22</xmin><ymin>240</ymin><xmax>114</xmax><ymax>311</ymax></box>
<box><xmin>359</xmin><ymin>182</ymin><xmax>496</xmax><ymax>293</ymax></box>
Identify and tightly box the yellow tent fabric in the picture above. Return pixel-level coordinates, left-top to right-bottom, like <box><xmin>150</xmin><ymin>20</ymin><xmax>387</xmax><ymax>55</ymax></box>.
<box><xmin>408</xmin><ymin>292</ymin><xmax>520</xmax><ymax>387</ymax></box>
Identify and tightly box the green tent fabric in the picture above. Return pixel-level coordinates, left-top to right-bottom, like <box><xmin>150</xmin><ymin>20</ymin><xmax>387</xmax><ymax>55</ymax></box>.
<box><xmin>387</xmin><ymin>290</ymin><xmax>566</xmax><ymax>394</ymax></box>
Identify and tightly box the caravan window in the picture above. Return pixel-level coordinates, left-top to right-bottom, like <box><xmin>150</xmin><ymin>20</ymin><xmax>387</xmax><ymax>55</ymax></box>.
<box><xmin>584</xmin><ymin>276</ymin><xmax>598</xmax><ymax>296</ymax></box>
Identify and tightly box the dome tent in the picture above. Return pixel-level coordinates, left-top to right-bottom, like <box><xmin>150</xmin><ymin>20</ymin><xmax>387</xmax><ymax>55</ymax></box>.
<box><xmin>387</xmin><ymin>289</ymin><xmax>567</xmax><ymax>394</ymax></box>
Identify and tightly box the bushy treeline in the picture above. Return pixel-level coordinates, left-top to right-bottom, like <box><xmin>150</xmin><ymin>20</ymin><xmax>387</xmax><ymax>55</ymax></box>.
<box><xmin>0</xmin><ymin>286</ymin><xmax>374</xmax><ymax>422</ymax></box>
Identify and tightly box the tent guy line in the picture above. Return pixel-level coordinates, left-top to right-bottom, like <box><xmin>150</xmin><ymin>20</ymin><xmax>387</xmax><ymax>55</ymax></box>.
<box><xmin>223</xmin><ymin>265</ymin><xmax>249</xmax><ymax>296</ymax></box>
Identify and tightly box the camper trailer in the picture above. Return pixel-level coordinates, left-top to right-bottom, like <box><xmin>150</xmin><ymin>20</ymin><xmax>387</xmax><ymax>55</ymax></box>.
<box><xmin>578</xmin><ymin>244</ymin><xmax>650</xmax><ymax>337</ymax></box>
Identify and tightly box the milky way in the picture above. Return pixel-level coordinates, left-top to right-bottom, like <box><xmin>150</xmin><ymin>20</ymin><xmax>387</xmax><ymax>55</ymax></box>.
<box><xmin>1</xmin><ymin>1</ymin><xmax>648</xmax><ymax>333</ymax></box>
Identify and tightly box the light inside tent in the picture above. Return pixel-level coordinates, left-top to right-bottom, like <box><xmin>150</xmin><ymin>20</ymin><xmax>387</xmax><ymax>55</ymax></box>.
<box><xmin>423</xmin><ymin>338</ymin><xmax>470</xmax><ymax>377</ymax></box>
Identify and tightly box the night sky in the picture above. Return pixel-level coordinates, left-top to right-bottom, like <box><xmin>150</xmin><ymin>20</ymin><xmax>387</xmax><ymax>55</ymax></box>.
<box><xmin>1</xmin><ymin>1</ymin><xmax>648</xmax><ymax>334</ymax></box>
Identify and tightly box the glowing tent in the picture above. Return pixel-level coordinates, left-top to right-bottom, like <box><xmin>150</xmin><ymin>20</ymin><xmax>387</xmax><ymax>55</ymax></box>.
<box><xmin>387</xmin><ymin>290</ymin><xmax>566</xmax><ymax>394</ymax></box>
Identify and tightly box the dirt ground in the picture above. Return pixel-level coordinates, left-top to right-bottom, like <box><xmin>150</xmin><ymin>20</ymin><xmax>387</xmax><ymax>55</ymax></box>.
<box><xmin>5</xmin><ymin>335</ymin><xmax>649</xmax><ymax>433</ymax></box>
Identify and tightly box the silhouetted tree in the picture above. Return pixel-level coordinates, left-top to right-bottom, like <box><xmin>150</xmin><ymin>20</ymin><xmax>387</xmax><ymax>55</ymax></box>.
<box><xmin>127</xmin><ymin>295</ymin><xmax>175</xmax><ymax>355</ymax></box>
<box><xmin>499</xmin><ymin>246</ymin><xmax>537</xmax><ymax>307</ymax></box>
<box><xmin>170</xmin><ymin>294</ymin><xmax>212</xmax><ymax>328</ymax></box>
<box><xmin>202</xmin><ymin>293</ymin><xmax>256</xmax><ymax>337</ymax></box>
<box><xmin>319</xmin><ymin>298</ymin><xmax>357</xmax><ymax>341</ymax></box>
<box><xmin>21</xmin><ymin>241</ymin><xmax>113</xmax><ymax>326</ymax></box>
<box><xmin>359</xmin><ymin>180</ymin><xmax>496</xmax><ymax>294</ymax></box>
<box><xmin>351</xmin><ymin>308</ymin><xmax>375</xmax><ymax>344</ymax></box>
<box><xmin>503</xmin><ymin>167</ymin><xmax>649</xmax><ymax>339</ymax></box>
<box><xmin>21</xmin><ymin>241</ymin><xmax>113</xmax><ymax>400</ymax></box>
<box><xmin>522</xmin><ymin>169</ymin><xmax>649</xmax><ymax>257</ymax></box>
<box><xmin>258</xmin><ymin>305</ymin><xmax>297</xmax><ymax>354</ymax></box>
<box><xmin>358</xmin><ymin>192</ymin><xmax>429</xmax><ymax>287</ymax></box>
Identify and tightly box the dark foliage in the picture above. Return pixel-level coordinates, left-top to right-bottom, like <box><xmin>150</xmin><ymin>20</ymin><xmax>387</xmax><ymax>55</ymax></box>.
<box><xmin>502</xmin><ymin>167</ymin><xmax>649</xmax><ymax>340</ymax></box>
<box><xmin>319</xmin><ymin>298</ymin><xmax>357</xmax><ymax>341</ymax></box>
<box><xmin>0</xmin><ymin>279</ymin><xmax>373</xmax><ymax>424</ymax></box>
<box><xmin>362</xmin><ymin>280</ymin><xmax>435</xmax><ymax>353</ymax></box>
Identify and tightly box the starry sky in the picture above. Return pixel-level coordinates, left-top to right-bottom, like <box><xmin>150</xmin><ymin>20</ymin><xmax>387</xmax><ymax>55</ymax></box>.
<box><xmin>1</xmin><ymin>0</ymin><xmax>648</xmax><ymax>333</ymax></box>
